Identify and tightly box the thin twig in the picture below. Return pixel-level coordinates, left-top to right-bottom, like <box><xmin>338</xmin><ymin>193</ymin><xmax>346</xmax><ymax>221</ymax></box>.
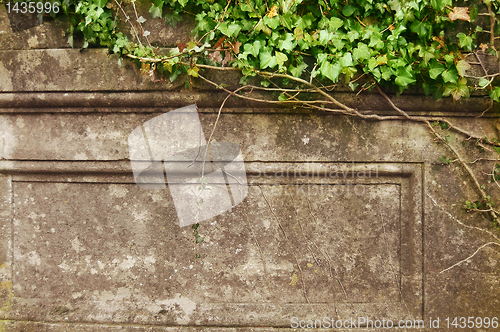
<box><xmin>194</xmin><ymin>64</ymin><xmax>500</xmax><ymax>146</ymax></box>
<box><xmin>188</xmin><ymin>76</ymin><xmax>203</xmax><ymax>168</ymax></box>
<box><xmin>292</xmin><ymin>253</ymin><xmax>310</xmax><ymax>303</ymax></box>
<box><xmin>114</xmin><ymin>0</ymin><xmax>146</xmax><ymax>54</ymax></box>
<box><xmin>440</xmin><ymin>242</ymin><xmax>500</xmax><ymax>273</ymax></box>
<box><xmin>476</xmin><ymin>99</ymin><xmax>494</xmax><ymax>118</ymax></box>
<box><xmin>201</xmin><ymin>84</ymin><xmax>246</xmax><ymax>177</ymax></box>
<box><xmin>259</xmin><ymin>186</ymin><xmax>287</xmax><ymax>240</ymax></box>
<box><xmin>131</xmin><ymin>0</ymin><xmax>153</xmax><ymax>50</ymax></box>
<box><xmin>427</xmin><ymin>193</ymin><xmax>500</xmax><ymax>242</ymax></box>
<box><xmin>426</xmin><ymin>121</ymin><xmax>497</xmax><ymax>220</ymax></box>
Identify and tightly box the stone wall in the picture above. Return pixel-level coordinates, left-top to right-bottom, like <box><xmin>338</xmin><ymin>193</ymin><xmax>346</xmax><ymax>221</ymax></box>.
<box><xmin>1</xmin><ymin>3</ymin><xmax>500</xmax><ymax>331</ymax></box>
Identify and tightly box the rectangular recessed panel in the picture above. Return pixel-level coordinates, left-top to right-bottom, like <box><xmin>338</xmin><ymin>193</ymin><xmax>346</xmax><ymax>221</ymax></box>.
<box><xmin>8</xmin><ymin>163</ymin><xmax>422</xmax><ymax>326</ymax></box>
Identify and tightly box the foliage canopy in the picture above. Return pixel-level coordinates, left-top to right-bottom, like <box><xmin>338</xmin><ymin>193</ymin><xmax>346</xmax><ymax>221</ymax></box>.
<box><xmin>59</xmin><ymin>0</ymin><xmax>500</xmax><ymax>102</ymax></box>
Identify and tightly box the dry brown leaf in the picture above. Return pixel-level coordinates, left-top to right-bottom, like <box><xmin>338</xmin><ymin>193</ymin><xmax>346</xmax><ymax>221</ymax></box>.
<box><xmin>213</xmin><ymin>36</ymin><xmax>226</xmax><ymax>50</ymax></box>
<box><xmin>177</xmin><ymin>43</ymin><xmax>188</xmax><ymax>52</ymax></box>
<box><xmin>208</xmin><ymin>51</ymin><xmax>222</xmax><ymax>63</ymax></box>
<box><xmin>221</xmin><ymin>51</ymin><xmax>234</xmax><ymax>67</ymax></box>
<box><xmin>448</xmin><ymin>7</ymin><xmax>470</xmax><ymax>22</ymax></box>
<box><xmin>432</xmin><ymin>36</ymin><xmax>445</xmax><ymax>49</ymax></box>
<box><xmin>232</xmin><ymin>41</ymin><xmax>242</xmax><ymax>54</ymax></box>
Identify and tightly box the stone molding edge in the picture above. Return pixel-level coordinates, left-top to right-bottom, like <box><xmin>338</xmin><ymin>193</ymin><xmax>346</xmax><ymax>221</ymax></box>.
<box><xmin>0</xmin><ymin>160</ymin><xmax>417</xmax><ymax>179</ymax></box>
<box><xmin>0</xmin><ymin>163</ymin><xmax>423</xmax><ymax>325</ymax></box>
<box><xmin>0</xmin><ymin>91</ymin><xmax>496</xmax><ymax>116</ymax></box>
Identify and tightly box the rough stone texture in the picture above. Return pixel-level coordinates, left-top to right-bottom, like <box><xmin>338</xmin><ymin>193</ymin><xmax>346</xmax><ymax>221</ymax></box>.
<box><xmin>0</xmin><ymin>5</ymin><xmax>73</xmax><ymax>50</ymax></box>
<box><xmin>114</xmin><ymin>0</ymin><xmax>194</xmax><ymax>47</ymax></box>
<box><xmin>0</xmin><ymin>0</ymin><xmax>194</xmax><ymax>50</ymax></box>
<box><xmin>1</xmin><ymin>5</ymin><xmax>500</xmax><ymax>332</ymax></box>
<box><xmin>7</xmin><ymin>171</ymin><xmax>418</xmax><ymax>324</ymax></box>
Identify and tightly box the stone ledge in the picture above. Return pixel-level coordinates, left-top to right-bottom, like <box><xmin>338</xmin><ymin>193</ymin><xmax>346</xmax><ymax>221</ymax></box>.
<box><xmin>0</xmin><ymin>320</ymin><xmax>418</xmax><ymax>331</ymax></box>
<box><xmin>0</xmin><ymin>90</ymin><xmax>497</xmax><ymax>117</ymax></box>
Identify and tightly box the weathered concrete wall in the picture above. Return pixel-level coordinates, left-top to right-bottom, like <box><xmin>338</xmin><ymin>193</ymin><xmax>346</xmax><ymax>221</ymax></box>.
<box><xmin>1</xmin><ymin>3</ymin><xmax>500</xmax><ymax>331</ymax></box>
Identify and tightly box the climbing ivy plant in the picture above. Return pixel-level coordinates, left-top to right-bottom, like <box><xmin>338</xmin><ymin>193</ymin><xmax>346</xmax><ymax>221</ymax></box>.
<box><xmin>59</xmin><ymin>0</ymin><xmax>500</xmax><ymax>101</ymax></box>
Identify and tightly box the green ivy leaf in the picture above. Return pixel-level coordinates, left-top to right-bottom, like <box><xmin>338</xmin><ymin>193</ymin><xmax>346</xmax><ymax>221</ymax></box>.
<box><xmin>328</xmin><ymin>17</ymin><xmax>344</xmax><ymax>32</ymax></box>
<box><xmin>457</xmin><ymin>32</ymin><xmax>473</xmax><ymax>51</ymax></box>
<box><xmin>395</xmin><ymin>66</ymin><xmax>416</xmax><ymax>87</ymax></box>
<box><xmin>442</xmin><ymin>69</ymin><xmax>458</xmax><ymax>84</ymax></box>
<box><xmin>278</xmin><ymin>33</ymin><xmax>296</xmax><ymax>51</ymax></box>
<box><xmin>289</xmin><ymin>62</ymin><xmax>308</xmax><ymax>77</ymax></box>
<box><xmin>165</xmin><ymin>12</ymin><xmax>182</xmax><ymax>28</ymax></box>
<box><xmin>438</xmin><ymin>155</ymin><xmax>450</xmax><ymax>165</ymax></box>
<box><xmin>149</xmin><ymin>4</ymin><xmax>162</xmax><ymax>19</ymax></box>
<box><xmin>429</xmin><ymin>61</ymin><xmax>445</xmax><ymax>79</ymax></box>
<box><xmin>218</xmin><ymin>22</ymin><xmax>242</xmax><ymax>37</ymax></box>
<box><xmin>275</xmin><ymin>51</ymin><xmax>288</xmax><ymax>66</ymax></box>
<box><xmin>342</xmin><ymin>5</ymin><xmax>356</xmax><ymax>16</ymax></box>
<box><xmin>419</xmin><ymin>47</ymin><xmax>435</xmax><ymax>64</ymax></box>
<box><xmin>490</xmin><ymin>86</ymin><xmax>500</xmax><ymax>102</ymax></box>
<box><xmin>260</xmin><ymin>50</ymin><xmax>277</xmax><ymax>69</ymax></box>
<box><xmin>349</xmin><ymin>82</ymin><xmax>359</xmax><ymax>91</ymax></box>
<box><xmin>340</xmin><ymin>52</ymin><xmax>353</xmax><ymax>67</ymax></box>
<box><xmin>243</xmin><ymin>40</ymin><xmax>261</xmax><ymax>58</ymax></box>
<box><xmin>320</xmin><ymin>61</ymin><xmax>342</xmax><ymax>82</ymax></box>
<box><xmin>456</xmin><ymin>60</ymin><xmax>471</xmax><ymax>77</ymax></box>
<box><xmin>478</xmin><ymin>77</ymin><xmax>490</xmax><ymax>88</ymax></box>
<box><xmin>281</xmin><ymin>13</ymin><xmax>293</xmax><ymax>30</ymax></box>
<box><xmin>187</xmin><ymin>66</ymin><xmax>199</xmax><ymax>77</ymax></box>
<box><xmin>295</xmin><ymin>12</ymin><xmax>314</xmax><ymax>30</ymax></box>
<box><xmin>353</xmin><ymin>42</ymin><xmax>370</xmax><ymax>61</ymax></box>
<box><xmin>410</xmin><ymin>21</ymin><xmax>428</xmax><ymax>37</ymax></box>
<box><xmin>263</xmin><ymin>15</ymin><xmax>280</xmax><ymax>29</ymax></box>
<box><xmin>430</xmin><ymin>0</ymin><xmax>452</xmax><ymax>11</ymax></box>
<box><xmin>369</xmin><ymin>32</ymin><xmax>384</xmax><ymax>49</ymax></box>
<box><xmin>444</xmin><ymin>53</ymin><xmax>455</xmax><ymax>64</ymax></box>
<box><xmin>380</xmin><ymin>65</ymin><xmax>393</xmax><ymax>81</ymax></box>
<box><xmin>451</xmin><ymin>82</ymin><xmax>469</xmax><ymax>100</ymax></box>
<box><xmin>67</xmin><ymin>34</ymin><xmax>74</xmax><ymax>48</ymax></box>
<box><xmin>367</xmin><ymin>57</ymin><xmax>378</xmax><ymax>71</ymax></box>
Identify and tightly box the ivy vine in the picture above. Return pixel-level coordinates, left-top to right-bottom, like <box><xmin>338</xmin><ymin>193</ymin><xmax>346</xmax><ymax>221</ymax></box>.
<box><xmin>57</xmin><ymin>0</ymin><xmax>500</xmax><ymax>101</ymax></box>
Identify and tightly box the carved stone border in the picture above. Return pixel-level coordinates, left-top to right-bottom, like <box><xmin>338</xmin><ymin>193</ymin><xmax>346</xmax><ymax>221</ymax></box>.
<box><xmin>0</xmin><ymin>162</ymin><xmax>423</xmax><ymax>327</ymax></box>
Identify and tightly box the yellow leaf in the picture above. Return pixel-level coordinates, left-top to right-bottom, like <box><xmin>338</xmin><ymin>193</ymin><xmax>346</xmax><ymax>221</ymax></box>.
<box><xmin>289</xmin><ymin>273</ymin><xmax>298</xmax><ymax>286</ymax></box>
<box><xmin>377</xmin><ymin>54</ymin><xmax>388</xmax><ymax>65</ymax></box>
<box><xmin>187</xmin><ymin>66</ymin><xmax>199</xmax><ymax>77</ymax></box>
<box><xmin>187</xmin><ymin>41</ymin><xmax>198</xmax><ymax>50</ymax></box>
<box><xmin>266</xmin><ymin>5</ymin><xmax>278</xmax><ymax>18</ymax></box>
<box><xmin>448</xmin><ymin>7</ymin><xmax>470</xmax><ymax>22</ymax></box>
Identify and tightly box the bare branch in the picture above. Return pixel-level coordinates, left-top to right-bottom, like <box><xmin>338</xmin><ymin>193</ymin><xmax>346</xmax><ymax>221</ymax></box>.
<box><xmin>440</xmin><ymin>242</ymin><xmax>500</xmax><ymax>273</ymax></box>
